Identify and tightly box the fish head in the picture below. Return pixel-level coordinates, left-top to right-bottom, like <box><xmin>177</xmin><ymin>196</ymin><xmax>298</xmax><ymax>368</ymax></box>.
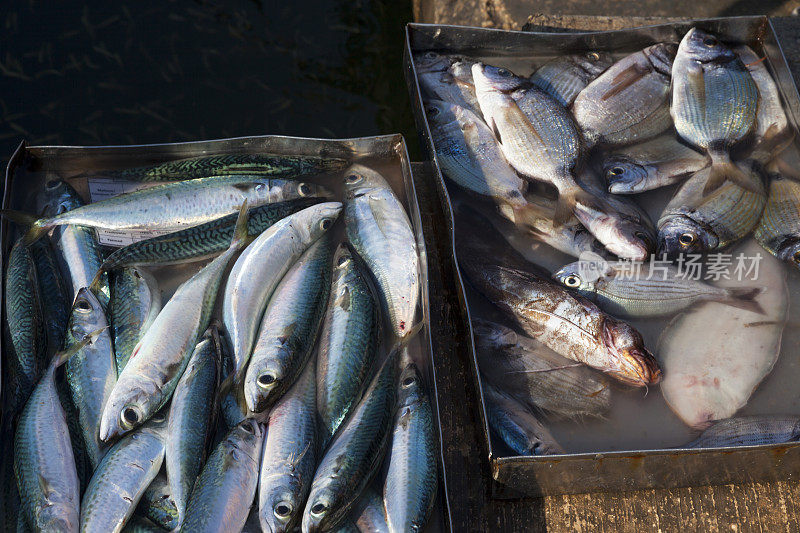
<box><xmin>414</xmin><ymin>51</ymin><xmax>455</xmax><ymax>74</ymax></box>
<box><xmin>229</xmin><ymin>419</ymin><xmax>264</xmax><ymax>457</ymax></box>
<box><xmin>552</xmin><ymin>261</ymin><xmax>598</xmax><ymax>296</ymax></box>
<box><xmin>604</xmin><ymin>219</ymin><xmax>655</xmax><ymax>261</ymax></box>
<box><xmin>601</xmin><ymin>318</ymin><xmax>661</xmax><ymax>386</ymax></box>
<box><xmin>35</xmin><ymin>504</ymin><xmax>79</xmax><ymax>533</ymax></box>
<box><xmin>643</xmin><ymin>42</ymin><xmax>678</xmax><ymax>74</ymax></box>
<box><xmin>603</xmin><ymin>156</ymin><xmax>653</xmax><ymax>193</ymax></box>
<box><xmin>282</xmin><ymin>180</ymin><xmax>333</xmax><ymax>201</ymax></box>
<box><xmin>291</xmin><ymin>201</ymin><xmax>342</xmax><ymax>244</ymax></box>
<box><xmin>99</xmin><ymin>381</ymin><xmax>158</xmax><ymax>442</ymax></box>
<box><xmin>244</xmin><ymin>354</ymin><xmax>288</xmax><ymax>414</ymax></box>
<box><xmin>449</xmin><ymin>59</ymin><xmax>477</xmax><ymax>84</ymax></box>
<box><xmin>423</xmin><ymin>99</ymin><xmax>459</xmax><ymax>128</ymax></box>
<box><xmin>775</xmin><ymin>237</ymin><xmax>800</xmax><ymax>269</ymax></box>
<box><xmin>471</xmin><ymin>63</ymin><xmax>528</xmax><ymax>94</ymax></box>
<box><xmin>36</xmin><ymin>179</ymin><xmax>82</xmax><ymax>217</ymax></box>
<box><xmin>397</xmin><ymin>360</ymin><xmax>425</xmax><ymax>408</ymax></box>
<box><xmin>301</xmin><ymin>485</ymin><xmax>340</xmax><ymax>533</ymax></box>
<box><xmin>573</xmin><ymin>51</ymin><xmax>615</xmax><ymax>77</ymax></box>
<box><xmin>341</xmin><ymin>163</ymin><xmax>391</xmax><ymax>197</ymax></box>
<box><xmin>657</xmin><ymin>215</ymin><xmax>716</xmax><ymax>259</ymax></box>
<box><xmin>69</xmin><ymin>288</ymin><xmax>106</xmax><ymax>334</ymax></box>
<box><xmin>679</xmin><ymin>28</ymin><xmax>736</xmax><ymax>64</ymax></box>
<box><xmin>259</xmin><ymin>474</ymin><xmax>304</xmax><ymax>533</ymax></box>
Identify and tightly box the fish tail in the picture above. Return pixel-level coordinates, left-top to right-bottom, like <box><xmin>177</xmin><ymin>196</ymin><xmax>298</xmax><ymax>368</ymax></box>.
<box><xmin>1</xmin><ymin>210</ymin><xmax>48</xmax><ymax>243</ymax></box>
<box><xmin>229</xmin><ymin>200</ymin><xmax>250</xmax><ymax>250</ymax></box>
<box><xmin>54</xmin><ymin>327</ymin><xmax>107</xmax><ymax>367</ymax></box>
<box><xmin>704</xmin><ymin>153</ymin><xmax>760</xmax><ymax>195</ymax></box>
<box><xmin>720</xmin><ymin>287</ymin><xmax>766</xmax><ymax>315</ymax></box>
<box><xmin>88</xmin><ymin>269</ymin><xmax>106</xmax><ymax>295</ymax></box>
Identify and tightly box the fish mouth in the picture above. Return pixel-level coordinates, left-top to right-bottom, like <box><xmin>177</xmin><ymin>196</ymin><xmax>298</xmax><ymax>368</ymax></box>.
<box><xmin>607</xmin><ymin>347</ymin><xmax>662</xmax><ymax>386</ymax></box>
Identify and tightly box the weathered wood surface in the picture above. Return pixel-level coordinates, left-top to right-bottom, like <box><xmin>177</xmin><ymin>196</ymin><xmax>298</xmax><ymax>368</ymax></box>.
<box><xmin>409</xmin><ymin>8</ymin><xmax>800</xmax><ymax>532</ymax></box>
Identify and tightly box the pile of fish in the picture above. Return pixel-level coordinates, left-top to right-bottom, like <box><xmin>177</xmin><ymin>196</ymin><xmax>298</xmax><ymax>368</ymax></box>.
<box><xmin>1</xmin><ymin>152</ymin><xmax>437</xmax><ymax>532</ymax></box>
<box><xmin>416</xmin><ymin>27</ymin><xmax>799</xmax><ymax>454</ymax></box>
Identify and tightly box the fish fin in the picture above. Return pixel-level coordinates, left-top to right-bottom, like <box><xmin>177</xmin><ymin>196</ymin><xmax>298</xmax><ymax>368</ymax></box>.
<box><xmin>54</xmin><ymin>327</ymin><xmax>107</xmax><ymax>368</ymax></box>
<box><xmin>38</xmin><ymin>474</ymin><xmax>54</xmax><ymax>499</ymax></box>
<box><xmin>553</xmin><ymin>186</ymin><xmax>596</xmax><ymax>226</ymax></box>
<box><xmin>686</xmin><ymin>61</ymin><xmax>706</xmax><ymax>111</ymax></box>
<box><xmin>1</xmin><ymin>210</ymin><xmax>47</xmax><ymax>243</ymax></box>
<box><xmin>229</xmin><ymin>200</ymin><xmax>250</xmax><ymax>250</ymax></box>
<box><xmin>602</xmin><ymin>62</ymin><xmax>650</xmax><ymax>101</ymax></box>
<box><xmin>703</xmin><ymin>158</ymin><xmax>760</xmax><ymax>195</ymax></box>
<box><xmin>720</xmin><ymin>287</ymin><xmax>765</xmax><ymax>315</ymax></box>
<box><xmin>88</xmin><ymin>269</ymin><xmax>106</xmax><ymax>295</ymax></box>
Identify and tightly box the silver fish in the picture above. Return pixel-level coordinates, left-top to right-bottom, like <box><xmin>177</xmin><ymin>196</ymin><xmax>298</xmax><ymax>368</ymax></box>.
<box><xmin>134</xmin><ymin>473</ymin><xmax>179</xmax><ymax>531</ymax></box>
<box><xmin>180</xmin><ymin>419</ymin><xmax>264</xmax><ymax>533</ymax></box>
<box><xmin>223</xmin><ymin>202</ymin><xmax>341</xmax><ymax>382</ymax></box>
<box><xmin>258</xmin><ymin>360</ymin><xmax>317</xmax><ymax>533</ymax></box>
<box><xmin>553</xmin><ymin>260</ymin><xmax>763</xmax><ymax>317</ymax></box>
<box><xmin>573</xmin><ymin>43</ymin><xmax>677</xmax><ymax>147</ymax></box>
<box><xmin>481</xmin><ymin>379</ymin><xmax>564</xmax><ymax>456</ymax></box>
<box><xmin>80</xmin><ymin>414</ymin><xmax>167</xmax><ymax>533</ymax></box>
<box><xmin>755</xmin><ymin>165</ymin><xmax>800</xmax><ymax>267</ymax></box>
<box><xmin>530</xmin><ymin>52</ymin><xmax>614</xmax><ymax>107</ymax></box>
<box><xmin>425</xmin><ymin>99</ymin><xmax>528</xmax><ymax>208</ymax></box>
<box><xmin>473</xmin><ymin>63</ymin><xmax>591</xmax><ymax>222</ymax></box>
<box><xmin>681</xmin><ymin>415</ymin><xmax>800</xmax><ymax>448</ymax></box>
<box><xmin>110</xmin><ymin>267</ymin><xmax>161</xmax><ymax>374</ymax></box>
<box><xmin>100</xmin><ymin>205</ymin><xmax>249</xmax><ymax>441</ymax></box>
<box><xmin>383</xmin><ymin>359</ymin><xmax>437</xmax><ymax>533</ymax></box>
<box><xmin>601</xmin><ymin>134</ymin><xmax>710</xmax><ymax>194</ymax></box>
<box><xmin>472</xmin><ymin>319</ymin><xmax>611</xmax><ymax>419</ymax></box>
<box><xmin>415</xmin><ymin>52</ymin><xmax>481</xmax><ymax>115</ymax></box>
<box><xmin>351</xmin><ymin>488</ymin><xmax>390</xmax><ymax>533</ymax></box>
<box><xmin>344</xmin><ymin>164</ymin><xmax>420</xmax><ymax>339</ymax></box>
<box><xmin>671</xmin><ymin>28</ymin><xmax>760</xmax><ymax>194</ymax></box>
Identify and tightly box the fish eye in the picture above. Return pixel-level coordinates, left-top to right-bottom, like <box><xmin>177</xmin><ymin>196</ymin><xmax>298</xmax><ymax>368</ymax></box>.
<box><xmin>298</xmin><ymin>183</ymin><xmax>312</xmax><ymax>196</ymax></box>
<box><xmin>132</xmin><ymin>270</ymin><xmax>142</xmax><ymax>279</ymax></box>
<box><xmin>678</xmin><ymin>232</ymin><xmax>696</xmax><ymax>246</ymax></box>
<box><xmin>497</xmin><ymin>68</ymin><xmax>511</xmax><ymax>78</ymax></box>
<box><xmin>634</xmin><ymin>231</ymin><xmax>648</xmax><ymax>240</ymax></box>
<box><xmin>423</xmin><ymin>51</ymin><xmax>438</xmax><ymax>60</ymax></box>
<box><xmin>607</xmin><ymin>166</ymin><xmax>625</xmax><ymax>176</ymax></box>
<box><xmin>242</xmin><ymin>422</ymin><xmax>255</xmax><ymax>434</ymax></box>
<box><xmin>120</xmin><ymin>405</ymin><xmax>142</xmax><ymax>429</ymax></box>
<box><xmin>793</xmin><ymin>251</ymin><xmax>800</xmax><ymax>264</ymax></box>
<box><xmin>344</xmin><ymin>174</ymin><xmax>362</xmax><ymax>184</ymax></box>
<box><xmin>336</xmin><ymin>253</ymin><xmax>350</xmax><ymax>267</ymax></box>
<box><xmin>702</xmin><ymin>36</ymin><xmax>717</xmax><ymax>47</ymax></box>
<box><xmin>254</xmin><ymin>183</ymin><xmax>265</xmax><ymax>191</ymax></box>
<box><xmin>310</xmin><ymin>503</ymin><xmax>327</xmax><ymax>516</ymax></box>
<box><xmin>402</xmin><ymin>375</ymin><xmax>416</xmax><ymax>387</ymax></box>
<box><xmin>257</xmin><ymin>373</ymin><xmax>276</xmax><ymax>388</ymax></box>
<box><xmin>586</xmin><ymin>52</ymin><xmax>601</xmax><ymax>61</ymax></box>
<box><xmin>45</xmin><ymin>180</ymin><xmax>61</xmax><ymax>190</ymax></box>
<box><xmin>75</xmin><ymin>298</ymin><xmax>92</xmax><ymax>312</ymax></box>
<box><xmin>320</xmin><ymin>218</ymin><xmax>333</xmax><ymax>231</ymax></box>
<box><xmin>274</xmin><ymin>502</ymin><xmax>292</xmax><ymax>518</ymax></box>
<box><xmin>425</xmin><ymin>105</ymin><xmax>440</xmax><ymax>117</ymax></box>
<box><xmin>564</xmin><ymin>275</ymin><xmax>581</xmax><ymax>288</ymax></box>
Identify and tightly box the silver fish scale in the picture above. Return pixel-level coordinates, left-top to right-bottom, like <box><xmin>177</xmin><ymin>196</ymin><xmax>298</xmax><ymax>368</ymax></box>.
<box><xmin>755</xmin><ymin>175</ymin><xmax>800</xmax><ymax>260</ymax></box>
<box><xmin>684</xmin><ymin>416</ymin><xmax>800</xmax><ymax>448</ymax></box>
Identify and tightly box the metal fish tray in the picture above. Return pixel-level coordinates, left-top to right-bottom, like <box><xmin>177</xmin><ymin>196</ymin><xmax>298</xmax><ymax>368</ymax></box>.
<box><xmin>404</xmin><ymin>16</ymin><xmax>800</xmax><ymax>498</ymax></box>
<box><xmin>1</xmin><ymin>134</ymin><xmax>451</xmax><ymax>530</ymax></box>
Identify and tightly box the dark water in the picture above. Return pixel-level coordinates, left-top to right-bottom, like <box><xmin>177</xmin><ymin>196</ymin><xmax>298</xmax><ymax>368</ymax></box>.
<box><xmin>0</xmin><ymin>0</ymin><xmax>417</xmax><ymax>159</ymax></box>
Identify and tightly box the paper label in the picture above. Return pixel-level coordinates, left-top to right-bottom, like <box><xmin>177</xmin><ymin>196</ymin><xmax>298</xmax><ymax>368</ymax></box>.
<box><xmin>87</xmin><ymin>178</ymin><xmax>174</xmax><ymax>246</ymax></box>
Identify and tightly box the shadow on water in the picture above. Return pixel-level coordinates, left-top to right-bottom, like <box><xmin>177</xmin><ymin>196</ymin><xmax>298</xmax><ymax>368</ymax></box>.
<box><xmin>0</xmin><ymin>0</ymin><xmax>418</xmax><ymax>160</ymax></box>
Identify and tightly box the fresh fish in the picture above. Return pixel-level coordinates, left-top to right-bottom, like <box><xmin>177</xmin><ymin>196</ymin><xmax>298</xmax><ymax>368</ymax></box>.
<box><xmin>64</xmin><ymin>287</ymin><xmax>116</xmax><ymax>468</ymax></box>
<box><xmin>383</xmin><ymin>358</ymin><xmax>437</xmax><ymax>533</ymax></box>
<box><xmin>530</xmin><ymin>52</ymin><xmax>614</xmax><ymax>107</ymax></box>
<box><xmin>317</xmin><ymin>243</ymin><xmax>381</xmax><ymax>444</ymax></box>
<box><xmin>134</xmin><ymin>473</ymin><xmax>180</xmax><ymax>531</ymax></box>
<box><xmin>100</xmin><ymin>205</ymin><xmax>250</xmax><ymax>441</ymax></box>
<box><xmin>553</xmin><ymin>260</ymin><xmax>763</xmax><ymax>317</ymax></box>
<box><xmin>472</xmin><ymin>319</ymin><xmax>611</xmax><ymax>419</ymax></box>
<box><xmin>681</xmin><ymin>415</ymin><xmax>800</xmax><ymax>448</ymax></box>
<box><xmin>425</xmin><ymin>99</ymin><xmax>527</xmax><ymax>208</ymax></box>
<box><xmin>80</xmin><ymin>414</ymin><xmax>167</xmax><ymax>533</ymax></box>
<box><xmin>180</xmin><ymin>419</ymin><xmax>264</xmax><ymax>533</ymax></box>
<box><xmin>110</xmin><ymin>268</ymin><xmax>161</xmax><ymax>373</ymax></box>
<box><xmin>456</xmin><ymin>216</ymin><xmax>661</xmax><ymax>386</ymax></box>
<box><xmin>4</xmin><ymin>238</ymin><xmax>46</xmax><ymax>419</ymax></box>
<box><xmin>35</xmin><ymin>180</ymin><xmax>109</xmax><ymax>304</ymax></box>
<box><xmin>166</xmin><ymin>328</ymin><xmax>221</xmax><ymax>524</ymax></box>
<box><xmin>29</xmin><ymin>238</ymin><xmax>70</xmax><ymax>356</ymax></box>
<box><xmin>574</xmin><ymin>168</ymin><xmax>656</xmax><ymax>260</ymax></box>
<box><xmin>352</xmin><ymin>488</ymin><xmax>390</xmax><ymax>533</ymax></box>
<box><xmin>754</xmin><ymin>163</ymin><xmax>800</xmax><ymax>267</ymax></box>
<box><xmin>244</xmin><ymin>234</ymin><xmax>332</xmax><ymax>413</ymax></box>
<box><xmin>659</xmin><ymin>240</ymin><xmax>787</xmax><ymax>429</ymax></box>
<box><xmin>415</xmin><ymin>52</ymin><xmax>481</xmax><ymax>114</ymax></box>
<box><xmin>11</xmin><ymin>176</ymin><xmax>316</xmax><ymax>242</ymax></box>
<box><xmin>343</xmin><ymin>164</ymin><xmax>420</xmax><ymax>339</ymax></box>
<box><xmin>601</xmin><ymin>134</ymin><xmax>710</xmax><ymax>194</ymax></box>
<box><xmin>223</xmin><ymin>202</ymin><xmax>341</xmax><ymax>383</ymax></box>
<box><xmin>657</xmin><ymin>163</ymin><xmax>766</xmax><ymax>257</ymax></box>
<box><xmin>572</xmin><ymin>43</ymin><xmax>676</xmax><ymax>147</ymax></box>
<box><xmin>99</xmin><ymin>197</ymin><xmax>325</xmax><ymax>272</ymax></box>
<box><xmin>734</xmin><ymin>46</ymin><xmax>792</xmax><ymax>163</ymax></box>
<box><xmin>258</xmin><ymin>360</ymin><xmax>317</xmax><ymax>533</ymax></box>
<box><xmin>14</xmin><ymin>335</ymin><xmax>97</xmax><ymax>532</ymax></box>
<box><xmin>472</xmin><ymin>63</ymin><xmax>591</xmax><ymax>222</ymax></box>
<box><xmin>218</xmin><ymin>330</ymin><xmax>248</xmax><ymax>430</ymax></box>
<box><xmin>481</xmin><ymin>379</ymin><xmax>564</xmax><ymax>456</ymax></box>
<box><xmin>90</xmin><ymin>153</ymin><xmax>347</xmax><ymax>182</ymax></box>
<box><xmin>671</xmin><ymin>28</ymin><xmax>759</xmax><ymax>193</ymax></box>
<box><xmin>303</xmin><ymin>350</ymin><xmax>398</xmax><ymax>533</ymax></box>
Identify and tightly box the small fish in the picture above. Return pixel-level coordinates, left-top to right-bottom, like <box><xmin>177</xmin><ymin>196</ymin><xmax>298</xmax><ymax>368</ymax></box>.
<box><xmin>425</xmin><ymin>99</ymin><xmax>528</xmax><ymax>208</ymax></box>
<box><xmin>180</xmin><ymin>420</ymin><xmax>264</xmax><ymax>533</ymax></box>
<box><xmin>481</xmin><ymin>379</ymin><xmax>564</xmax><ymax>456</ymax></box>
<box><xmin>244</xmin><ymin>234</ymin><xmax>332</xmax><ymax>414</ymax></box>
<box><xmin>110</xmin><ymin>268</ymin><xmax>161</xmax><ymax>373</ymax></box>
<box><xmin>415</xmin><ymin>52</ymin><xmax>481</xmax><ymax>115</ymax></box>
<box><xmin>755</xmin><ymin>167</ymin><xmax>800</xmax><ymax>268</ymax></box>
<box><xmin>671</xmin><ymin>28</ymin><xmax>760</xmax><ymax>194</ymax></box>
<box><xmin>134</xmin><ymin>473</ymin><xmax>180</xmax><ymax>531</ymax></box>
<box><xmin>29</xmin><ymin>237</ymin><xmax>70</xmax><ymax>357</ymax></box>
<box><xmin>657</xmin><ymin>163</ymin><xmax>766</xmax><ymax>257</ymax></box>
<box><xmin>223</xmin><ymin>202</ymin><xmax>341</xmax><ymax>383</ymax></box>
<box><xmin>317</xmin><ymin>244</ymin><xmax>381</xmax><ymax>444</ymax></box>
<box><xmin>258</xmin><ymin>360</ymin><xmax>317</xmax><ymax>533</ymax></box>
<box><xmin>601</xmin><ymin>134</ymin><xmax>710</xmax><ymax>194</ymax></box>
<box><xmin>681</xmin><ymin>415</ymin><xmax>800</xmax><ymax>448</ymax></box>
<box><xmin>383</xmin><ymin>358</ymin><xmax>437</xmax><ymax>533</ymax></box>
<box><xmin>472</xmin><ymin>319</ymin><xmax>611</xmax><ymax>419</ymax></box>
<box><xmin>100</xmin><ymin>205</ymin><xmax>249</xmax><ymax>441</ymax></box>
<box><xmin>89</xmin><ymin>153</ymin><xmax>347</xmax><ymax>182</ymax></box>
<box><xmin>303</xmin><ymin>350</ymin><xmax>398</xmax><ymax>532</ymax></box>
<box><xmin>344</xmin><ymin>164</ymin><xmax>420</xmax><ymax>339</ymax></box>
<box><xmin>457</xmin><ymin>216</ymin><xmax>661</xmax><ymax>386</ymax></box>
<box><xmin>573</xmin><ymin>43</ymin><xmax>677</xmax><ymax>147</ymax></box>
<box><xmin>165</xmin><ymin>328</ymin><xmax>221</xmax><ymax>525</ymax></box>
<box><xmin>80</xmin><ymin>414</ymin><xmax>168</xmax><ymax>533</ymax></box>
<box><xmin>530</xmin><ymin>52</ymin><xmax>614</xmax><ymax>107</ymax></box>
<box><xmin>473</xmin><ymin>63</ymin><xmax>591</xmax><ymax>223</ymax></box>
<box><xmin>553</xmin><ymin>260</ymin><xmax>763</xmax><ymax>317</ymax></box>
